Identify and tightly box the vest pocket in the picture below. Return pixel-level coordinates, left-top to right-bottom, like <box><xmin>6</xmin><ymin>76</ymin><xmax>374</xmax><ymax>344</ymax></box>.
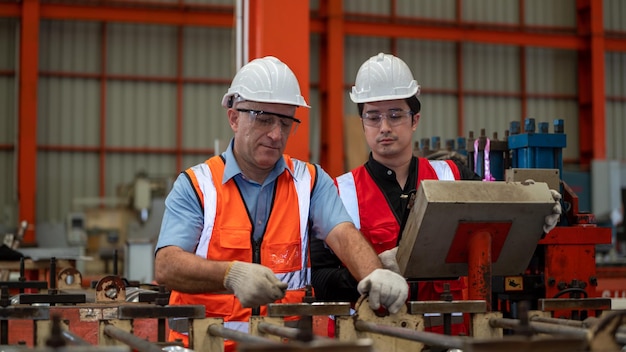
<box><xmin>263</xmin><ymin>240</ymin><xmax>302</xmax><ymax>273</ymax></box>
<box><xmin>217</xmin><ymin>228</ymin><xmax>252</xmax><ymax>261</ymax></box>
<box><xmin>362</xmin><ymin>221</ymin><xmax>398</xmax><ymax>253</ymax></box>
<box><xmin>220</xmin><ymin>228</ymin><xmax>251</xmax><ymax>249</ymax></box>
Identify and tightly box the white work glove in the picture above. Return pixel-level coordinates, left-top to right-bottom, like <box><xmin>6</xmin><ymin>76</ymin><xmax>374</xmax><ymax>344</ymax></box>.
<box><xmin>378</xmin><ymin>247</ymin><xmax>401</xmax><ymax>274</ymax></box>
<box><xmin>223</xmin><ymin>261</ymin><xmax>288</xmax><ymax>308</ymax></box>
<box><xmin>523</xmin><ymin>179</ymin><xmax>562</xmax><ymax>233</ymax></box>
<box><xmin>544</xmin><ymin>189</ymin><xmax>562</xmax><ymax>233</ymax></box>
<box><xmin>357</xmin><ymin>269</ymin><xmax>408</xmax><ymax>314</ymax></box>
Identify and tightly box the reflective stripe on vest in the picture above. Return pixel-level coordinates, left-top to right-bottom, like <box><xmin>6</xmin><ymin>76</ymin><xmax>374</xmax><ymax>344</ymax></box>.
<box><xmin>335</xmin><ymin>172</ymin><xmax>359</xmax><ymax>229</ymax></box>
<box><xmin>428</xmin><ymin>160</ymin><xmax>460</xmax><ymax>181</ymax></box>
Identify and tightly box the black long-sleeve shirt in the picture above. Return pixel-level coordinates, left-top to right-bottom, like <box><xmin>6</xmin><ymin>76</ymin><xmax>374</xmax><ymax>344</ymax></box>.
<box><xmin>311</xmin><ymin>154</ymin><xmax>480</xmax><ymax>302</ymax></box>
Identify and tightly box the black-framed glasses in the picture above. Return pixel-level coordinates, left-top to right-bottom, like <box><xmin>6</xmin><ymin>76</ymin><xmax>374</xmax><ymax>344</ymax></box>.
<box><xmin>361</xmin><ymin>109</ymin><xmax>414</xmax><ymax>128</ymax></box>
<box><xmin>237</xmin><ymin>109</ymin><xmax>301</xmax><ymax>135</ymax></box>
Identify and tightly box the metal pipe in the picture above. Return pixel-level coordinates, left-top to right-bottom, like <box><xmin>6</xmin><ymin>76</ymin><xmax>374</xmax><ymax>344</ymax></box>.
<box><xmin>62</xmin><ymin>330</ymin><xmax>92</xmax><ymax>346</ymax></box>
<box><xmin>257</xmin><ymin>321</ymin><xmax>313</xmax><ymax>342</ymax></box>
<box><xmin>516</xmin><ymin>316</ymin><xmax>626</xmax><ymax>345</ymax></box>
<box><xmin>530</xmin><ymin>315</ymin><xmax>586</xmax><ymax>327</ymax></box>
<box><xmin>354</xmin><ymin>319</ymin><xmax>465</xmax><ymax>349</ymax></box>
<box><xmin>552</xmin><ymin>316</ymin><xmax>626</xmax><ymax>336</ymax></box>
<box><xmin>208</xmin><ymin>324</ymin><xmax>283</xmax><ymax>346</ymax></box>
<box><xmin>617</xmin><ymin>332</ymin><xmax>626</xmax><ymax>345</ymax></box>
<box><xmin>490</xmin><ymin>317</ymin><xmax>588</xmax><ymax>339</ymax></box>
<box><xmin>103</xmin><ymin>325</ymin><xmax>163</xmax><ymax>352</ymax></box>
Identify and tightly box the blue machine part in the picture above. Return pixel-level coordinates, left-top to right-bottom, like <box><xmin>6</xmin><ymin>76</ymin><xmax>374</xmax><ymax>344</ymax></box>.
<box><xmin>456</xmin><ymin>137</ymin><xmax>467</xmax><ymax>156</ymax></box>
<box><xmin>431</xmin><ymin>136</ymin><xmax>441</xmax><ymax>150</ymax></box>
<box><xmin>508</xmin><ymin>118</ymin><xmax>567</xmax><ymax>177</ymax></box>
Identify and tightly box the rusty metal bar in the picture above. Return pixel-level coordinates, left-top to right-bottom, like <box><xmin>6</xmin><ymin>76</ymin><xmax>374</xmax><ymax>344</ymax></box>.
<box><xmin>354</xmin><ymin>319</ymin><xmax>465</xmax><ymax>349</ymax></box>
<box><xmin>0</xmin><ymin>306</ymin><xmax>49</xmax><ymax>319</ymax></box>
<box><xmin>408</xmin><ymin>300</ymin><xmax>487</xmax><ymax>314</ymax></box>
<box><xmin>267</xmin><ymin>302</ymin><xmax>352</xmax><ymax>317</ymax></box>
<box><xmin>490</xmin><ymin>317</ymin><xmax>588</xmax><ymax>339</ymax></box>
<box><xmin>103</xmin><ymin>325</ymin><xmax>163</xmax><ymax>352</ymax></box>
<box><xmin>530</xmin><ymin>315</ymin><xmax>586</xmax><ymax>327</ymax></box>
<box><xmin>62</xmin><ymin>329</ymin><xmax>91</xmax><ymax>346</ymax></box>
<box><xmin>257</xmin><ymin>321</ymin><xmax>318</xmax><ymax>342</ymax></box>
<box><xmin>496</xmin><ymin>315</ymin><xmax>626</xmax><ymax>345</ymax></box>
<box><xmin>117</xmin><ymin>304</ymin><xmax>205</xmax><ymax>319</ymax></box>
<box><xmin>539</xmin><ymin>298</ymin><xmax>611</xmax><ymax>311</ymax></box>
<box><xmin>208</xmin><ymin>324</ymin><xmax>283</xmax><ymax>346</ymax></box>
<box><xmin>617</xmin><ymin>332</ymin><xmax>626</xmax><ymax>345</ymax></box>
<box><xmin>582</xmin><ymin>316</ymin><xmax>626</xmax><ymax>336</ymax></box>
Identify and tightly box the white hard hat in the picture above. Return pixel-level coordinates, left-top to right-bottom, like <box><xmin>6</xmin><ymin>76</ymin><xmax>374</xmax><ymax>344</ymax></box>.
<box><xmin>350</xmin><ymin>53</ymin><xmax>420</xmax><ymax>104</ymax></box>
<box><xmin>222</xmin><ymin>56</ymin><xmax>310</xmax><ymax>108</ymax></box>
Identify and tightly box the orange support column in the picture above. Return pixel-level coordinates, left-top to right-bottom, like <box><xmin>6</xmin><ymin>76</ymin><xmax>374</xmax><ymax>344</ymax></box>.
<box><xmin>319</xmin><ymin>0</ymin><xmax>344</xmax><ymax>177</ymax></box>
<box><xmin>467</xmin><ymin>231</ymin><xmax>492</xmax><ymax>310</ymax></box>
<box><xmin>18</xmin><ymin>0</ymin><xmax>40</xmax><ymax>245</ymax></box>
<box><xmin>247</xmin><ymin>0</ymin><xmax>310</xmax><ymax>161</ymax></box>
<box><xmin>576</xmin><ymin>0</ymin><xmax>606</xmax><ymax>165</ymax></box>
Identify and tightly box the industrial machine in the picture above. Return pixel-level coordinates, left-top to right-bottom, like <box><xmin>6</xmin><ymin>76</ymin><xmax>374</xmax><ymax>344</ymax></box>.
<box><xmin>1</xmin><ymin>260</ymin><xmax>624</xmax><ymax>351</ymax></box>
<box><xmin>0</xmin><ymin>119</ymin><xmax>623</xmax><ymax>351</ymax></box>
<box><xmin>418</xmin><ymin>118</ymin><xmax>615</xmax><ymax>322</ymax></box>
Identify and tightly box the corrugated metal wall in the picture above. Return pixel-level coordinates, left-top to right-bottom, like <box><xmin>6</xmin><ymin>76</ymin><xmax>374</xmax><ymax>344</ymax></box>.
<box><xmin>309</xmin><ymin>33</ymin><xmax>322</xmax><ymax>165</ymax></box>
<box><xmin>606</xmin><ymin>52</ymin><xmax>626</xmax><ymax>160</ymax></box>
<box><xmin>605</xmin><ymin>0</ymin><xmax>626</xmax><ymax>32</ymax></box>
<box><xmin>1</xmin><ymin>0</ymin><xmax>625</xmax><ymax>232</ymax></box>
<box><xmin>35</xmin><ymin>19</ymin><xmax>234</xmax><ymax>223</ymax></box>
<box><xmin>525</xmin><ymin>47</ymin><xmax>579</xmax><ymax>160</ymax></box>
<box><xmin>605</xmin><ymin>0</ymin><xmax>626</xmax><ymax>161</ymax></box>
<box><xmin>0</xmin><ymin>18</ymin><xmax>17</xmax><ymax>231</ymax></box>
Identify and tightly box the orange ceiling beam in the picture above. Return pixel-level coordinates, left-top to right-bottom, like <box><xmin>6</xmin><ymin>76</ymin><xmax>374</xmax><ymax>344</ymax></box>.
<box><xmin>605</xmin><ymin>38</ymin><xmax>626</xmax><ymax>52</ymax></box>
<box><xmin>248</xmin><ymin>0</ymin><xmax>310</xmax><ymax>161</ymax></box>
<box><xmin>4</xmin><ymin>3</ymin><xmax>625</xmax><ymax>53</ymax></box>
<box><xmin>0</xmin><ymin>3</ymin><xmax>233</xmax><ymax>27</ymax></box>
<box><xmin>310</xmin><ymin>20</ymin><xmax>589</xmax><ymax>50</ymax></box>
<box><xmin>0</xmin><ymin>2</ymin><xmax>20</xmax><ymax>16</ymax></box>
<box><xmin>40</xmin><ymin>3</ymin><xmax>233</xmax><ymax>27</ymax></box>
<box><xmin>346</xmin><ymin>22</ymin><xmax>586</xmax><ymax>49</ymax></box>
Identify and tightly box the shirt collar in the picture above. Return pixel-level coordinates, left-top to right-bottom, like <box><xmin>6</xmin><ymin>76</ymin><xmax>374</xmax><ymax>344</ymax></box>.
<box><xmin>365</xmin><ymin>152</ymin><xmax>396</xmax><ymax>179</ymax></box>
<box><xmin>365</xmin><ymin>153</ymin><xmax>418</xmax><ymax>187</ymax></box>
<box><xmin>221</xmin><ymin>138</ymin><xmax>292</xmax><ymax>185</ymax></box>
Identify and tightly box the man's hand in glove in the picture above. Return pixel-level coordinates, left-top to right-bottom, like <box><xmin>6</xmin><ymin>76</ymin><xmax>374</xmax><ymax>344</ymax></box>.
<box><xmin>357</xmin><ymin>269</ymin><xmax>408</xmax><ymax>314</ymax></box>
<box><xmin>378</xmin><ymin>247</ymin><xmax>400</xmax><ymax>274</ymax></box>
<box><xmin>523</xmin><ymin>179</ymin><xmax>562</xmax><ymax>233</ymax></box>
<box><xmin>544</xmin><ymin>189</ymin><xmax>562</xmax><ymax>233</ymax></box>
<box><xmin>223</xmin><ymin>261</ymin><xmax>288</xmax><ymax>308</ymax></box>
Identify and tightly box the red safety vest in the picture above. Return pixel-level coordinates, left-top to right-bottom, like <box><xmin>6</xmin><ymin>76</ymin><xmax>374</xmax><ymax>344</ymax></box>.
<box><xmin>336</xmin><ymin>158</ymin><xmax>468</xmax><ymax>335</ymax></box>
<box><xmin>168</xmin><ymin>155</ymin><xmax>316</xmax><ymax>351</ymax></box>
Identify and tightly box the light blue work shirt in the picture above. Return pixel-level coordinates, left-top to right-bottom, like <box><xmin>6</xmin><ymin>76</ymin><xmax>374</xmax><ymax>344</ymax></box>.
<box><xmin>156</xmin><ymin>139</ymin><xmax>352</xmax><ymax>253</ymax></box>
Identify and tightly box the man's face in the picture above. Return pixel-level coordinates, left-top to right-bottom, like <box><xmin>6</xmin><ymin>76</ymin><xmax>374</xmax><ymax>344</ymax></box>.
<box><xmin>361</xmin><ymin>99</ymin><xmax>418</xmax><ymax>160</ymax></box>
<box><xmin>228</xmin><ymin>102</ymin><xmax>298</xmax><ymax>173</ymax></box>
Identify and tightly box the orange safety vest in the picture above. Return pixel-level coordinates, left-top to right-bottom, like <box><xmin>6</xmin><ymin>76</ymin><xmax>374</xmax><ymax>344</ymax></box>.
<box><xmin>168</xmin><ymin>155</ymin><xmax>317</xmax><ymax>351</ymax></box>
<box><xmin>336</xmin><ymin>158</ymin><xmax>468</xmax><ymax>335</ymax></box>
